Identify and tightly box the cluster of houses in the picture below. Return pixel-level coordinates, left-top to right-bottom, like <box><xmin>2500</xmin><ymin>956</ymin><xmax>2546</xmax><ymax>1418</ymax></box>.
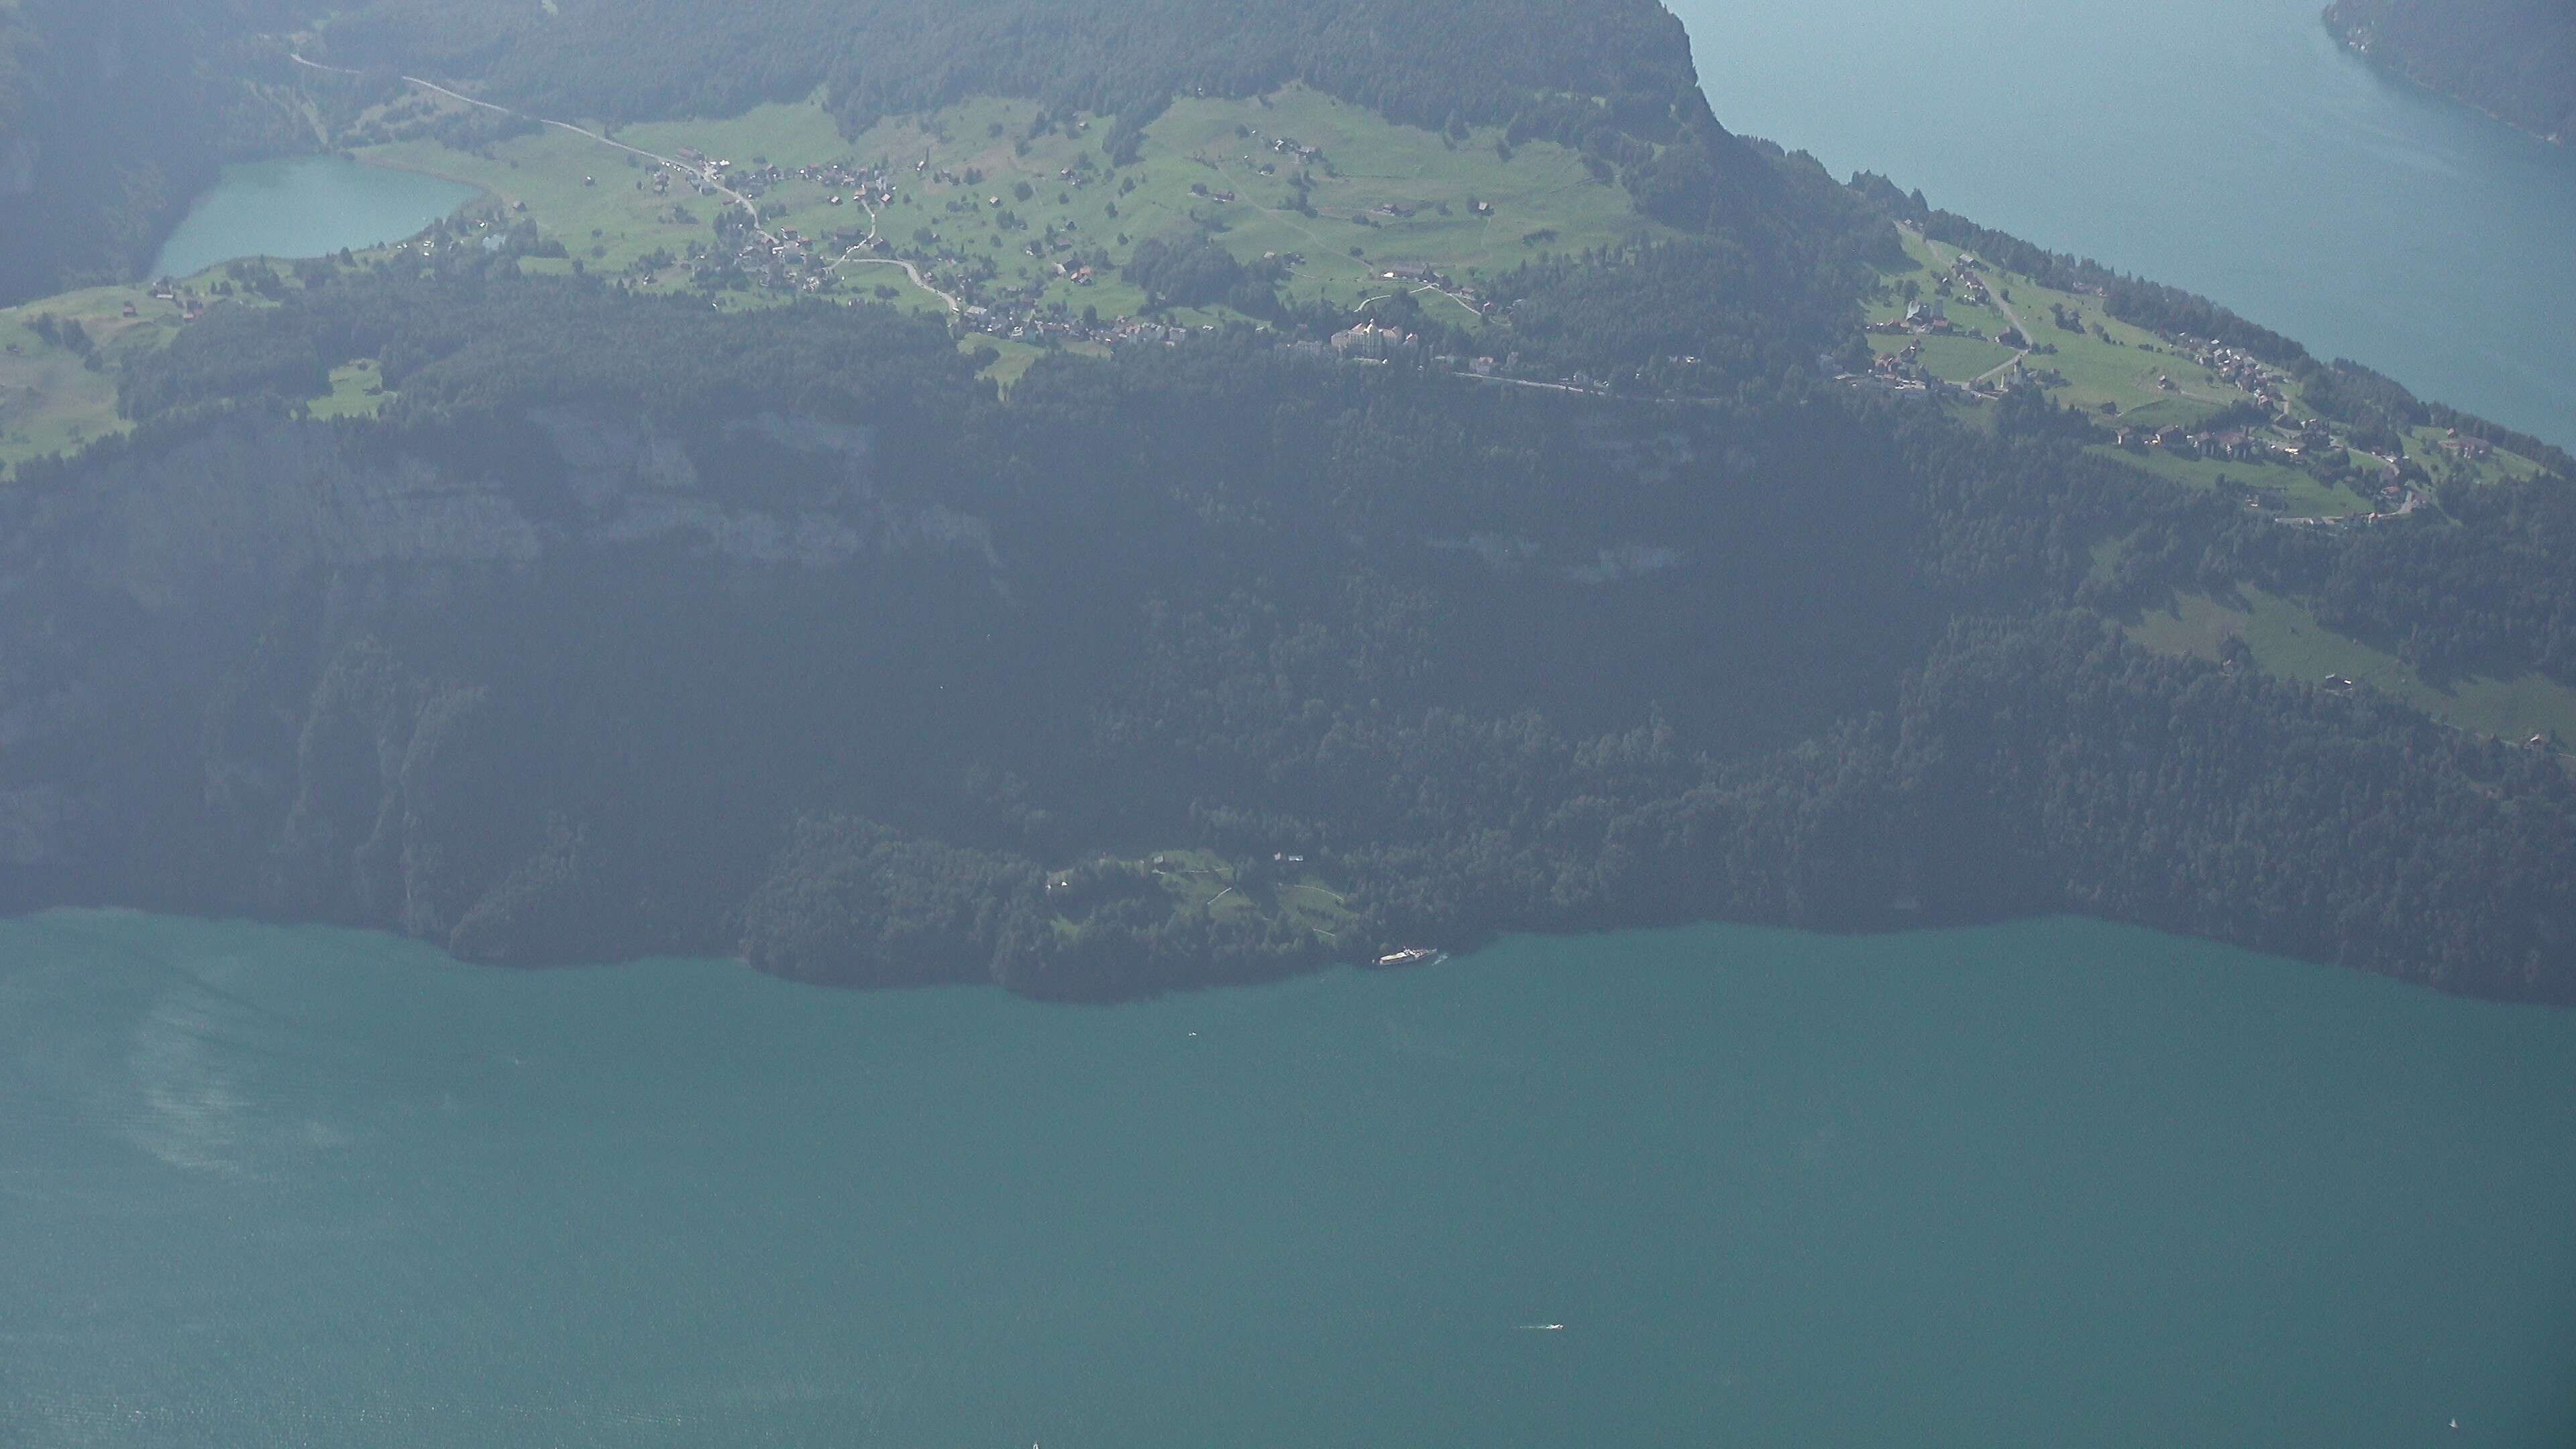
<box><xmin>2435</xmin><ymin>429</ymin><xmax>2494</xmax><ymax>462</ymax></box>
<box><xmin>1378</xmin><ymin>262</ymin><xmax>1453</xmax><ymax>288</ymax></box>
<box><xmin>791</xmin><ymin>158</ymin><xmax>901</xmax><ymax>211</ymax></box>
<box><xmin>1941</xmin><ymin>254</ymin><xmax>1994</xmax><ymax>307</ymax></box>
<box><xmin>1861</xmin><ymin>340</ymin><xmax>1933</xmax><ymax>387</ymax></box>
<box><xmin>2169</xmin><ymin>338</ymin><xmax>2292</xmax><ymax>415</ymax></box>
<box><xmin>1869</xmin><ymin>297</ymin><xmax>1953</xmax><ymax>337</ymax></box>
<box><xmin>2110</xmin><ymin>424</ymin><xmax>2275</xmax><ymax>460</ymax></box>
<box><xmin>1328</xmin><ymin>320</ymin><xmax>1424</xmax><ymax>359</ymax></box>
<box><xmin>659</xmin><ymin>148</ymin><xmax>906</xmax><ymax>218</ymax></box>
<box><xmin>1258</xmin><ymin>132</ymin><xmax>1328</xmax><ymax>166</ymax></box>
<box><xmin>701</xmin><ymin>212</ymin><xmax>906</xmax><ymax>294</ymax></box>
<box><xmin>145</xmin><ymin>280</ymin><xmax>207</xmax><ymax>323</ymax></box>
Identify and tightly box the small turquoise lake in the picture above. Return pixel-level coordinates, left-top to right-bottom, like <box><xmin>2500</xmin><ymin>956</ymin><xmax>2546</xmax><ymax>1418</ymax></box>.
<box><xmin>148</xmin><ymin>155</ymin><xmax>476</xmax><ymax>282</ymax></box>
<box><xmin>5</xmin><ymin>911</ymin><xmax>2572</xmax><ymax>1446</ymax></box>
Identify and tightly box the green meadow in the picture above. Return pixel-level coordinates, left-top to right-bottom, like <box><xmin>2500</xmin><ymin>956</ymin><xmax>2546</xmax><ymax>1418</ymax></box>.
<box><xmin>0</xmin><ymin>284</ymin><xmax>195</xmax><ymax>475</ymax></box>
<box><xmin>357</xmin><ymin>84</ymin><xmax>1663</xmax><ymax>323</ymax></box>
<box><xmin>1868</xmin><ymin>228</ymin><xmax>2259</xmax><ymax>420</ymax></box>
<box><xmin>2092</xmin><ymin>443</ymin><xmax>2374</xmax><ymax>518</ymax></box>
<box><xmin>2129</xmin><ymin>586</ymin><xmax>2576</xmax><ymax>745</ymax></box>
<box><xmin>1049</xmin><ymin>846</ymin><xmax>1359</xmax><ymax>945</ymax></box>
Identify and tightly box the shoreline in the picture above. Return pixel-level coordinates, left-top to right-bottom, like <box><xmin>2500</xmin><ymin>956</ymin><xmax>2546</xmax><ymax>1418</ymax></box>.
<box><xmin>11</xmin><ymin>894</ymin><xmax>2573</xmax><ymax>1013</ymax></box>
<box><xmin>146</xmin><ymin>151</ymin><xmax>483</xmax><ymax>284</ymax></box>
<box><xmin>2323</xmin><ymin>14</ymin><xmax>2567</xmax><ymax>149</ymax></box>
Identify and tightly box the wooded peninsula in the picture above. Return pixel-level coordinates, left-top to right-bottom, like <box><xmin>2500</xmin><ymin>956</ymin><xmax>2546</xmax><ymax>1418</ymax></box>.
<box><xmin>1</xmin><ymin>0</ymin><xmax>2573</xmax><ymax>1004</ymax></box>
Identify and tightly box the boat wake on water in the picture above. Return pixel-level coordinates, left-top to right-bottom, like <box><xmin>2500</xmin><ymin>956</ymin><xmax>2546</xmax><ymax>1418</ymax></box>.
<box><xmin>1517</xmin><ymin>1324</ymin><xmax>1566</xmax><ymax>1332</ymax></box>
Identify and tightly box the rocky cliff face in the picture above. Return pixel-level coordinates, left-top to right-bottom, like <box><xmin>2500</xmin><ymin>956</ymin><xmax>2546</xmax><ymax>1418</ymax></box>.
<box><xmin>0</xmin><ymin>137</ymin><xmax>34</xmax><ymax>196</ymax></box>
<box><xmin>0</xmin><ymin>406</ymin><xmax>1016</xmax><ymax>960</ymax></box>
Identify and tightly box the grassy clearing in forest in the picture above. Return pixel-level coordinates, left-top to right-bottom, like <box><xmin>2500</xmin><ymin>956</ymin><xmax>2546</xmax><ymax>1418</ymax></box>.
<box><xmin>1048</xmin><ymin>847</ymin><xmax>1358</xmax><ymax>942</ymax></box>
<box><xmin>311</xmin><ymin>358</ymin><xmax>394</xmax><ymax>421</ymax></box>
<box><xmin>961</xmin><ymin>331</ymin><xmax>1045</xmax><ymax>390</ymax></box>
<box><xmin>0</xmin><ymin>284</ymin><xmax>188</xmax><ymax>476</ymax></box>
<box><xmin>2129</xmin><ymin>587</ymin><xmax>2576</xmax><ymax>744</ymax></box>
<box><xmin>2090</xmin><ymin>443</ymin><xmax>2372</xmax><ymax>518</ymax></box>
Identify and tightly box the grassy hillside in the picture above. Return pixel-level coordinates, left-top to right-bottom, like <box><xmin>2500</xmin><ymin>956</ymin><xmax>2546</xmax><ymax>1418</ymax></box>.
<box><xmin>1</xmin><ymin>81</ymin><xmax>1676</xmax><ymax>474</ymax></box>
<box><xmin>353</xmin><ymin>85</ymin><xmax>1667</xmax><ymax>319</ymax></box>
<box><xmin>1860</xmin><ymin>221</ymin><xmax>2548</xmax><ymax>521</ymax></box>
<box><xmin>2127</xmin><ymin>586</ymin><xmax>2576</xmax><ymax>747</ymax></box>
<box><xmin>1047</xmin><ymin>848</ymin><xmax>1359</xmax><ymax>951</ymax></box>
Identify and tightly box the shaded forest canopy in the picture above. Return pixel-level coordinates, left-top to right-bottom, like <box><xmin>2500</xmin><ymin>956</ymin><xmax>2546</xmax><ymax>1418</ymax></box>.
<box><xmin>6</xmin><ymin>256</ymin><xmax>2576</xmax><ymax>1006</ymax></box>
<box><xmin>315</xmin><ymin>0</ymin><xmax>1711</xmax><ymax>140</ymax></box>
<box><xmin>4</xmin><ymin>0</ymin><xmax>2575</xmax><ymax>1006</ymax></box>
<box><xmin>2324</xmin><ymin>0</ymin><xmax>2576</xmax><ymax>142</ymax></box>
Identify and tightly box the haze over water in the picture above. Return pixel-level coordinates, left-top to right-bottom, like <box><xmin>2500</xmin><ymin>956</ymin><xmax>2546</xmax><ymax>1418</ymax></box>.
<box><xmin>149</xmin><ymin>155</ymin><xmax>474</xmax><ymax>282</ymax></box>
<box><xmin>29</xmin><ymin>9</ymin><xmax>2576</xmax><ymax>1440</ymax></box>
<box><xmin>1671</xmin><ymin>0</ymin><xmax>2576</xmax><ymax>449</ymax></box>
<box><xmin>6</xmin><ymin>911</ymin><xmax>2574</xmax><ymax>1446</ymax></box>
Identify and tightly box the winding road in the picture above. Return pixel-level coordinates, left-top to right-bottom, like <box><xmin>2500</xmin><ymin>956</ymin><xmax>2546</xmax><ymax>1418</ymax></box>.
<box><xmin>826</xmin><ymin>250</ymin><xmax>962</xmax><ymax>313</ymax></box>
<box><xmin>1976</xmin><ymin>286</ymin><xmax>2037</xmax><ymax>385</ymax></box>
<box><xmin>288</xmin><ymin>52</ymin><xmax>765</xmax><ymax>231</ymax></box>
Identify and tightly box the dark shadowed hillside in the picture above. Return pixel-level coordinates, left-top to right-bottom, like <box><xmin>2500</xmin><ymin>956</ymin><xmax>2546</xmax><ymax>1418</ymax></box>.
<box><xmin>0</xmin><ymin>0</ymin><xmax>321</xmax><ymax>303</ymax></box>
<box><xmin>4</xmin><ymin>259</ymin><xmax>2573</xmax><ymax>1003</ymax></box>
<box><xmin>1</xmin><ymin>0</ymin><xmax>2573</xmax><ymax>1004</ymax></box>
<box><xmin>2325</xmin><ymin>0</ymin><xmax>2576</xmax><ymax>141</ymax></box>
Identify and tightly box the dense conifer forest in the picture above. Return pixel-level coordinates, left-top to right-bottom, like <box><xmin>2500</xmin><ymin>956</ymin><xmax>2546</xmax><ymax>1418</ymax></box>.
<box><xmin>315</xmin><ymin>0</ymin><xmax>1709</xmax><ymax>142</ymax></box>
<box><xmin>1</xmin><ymin>0</ymin><xmax>2573</xmax><ymax>1004</ymax></box>
<box><xmin>3</xmin><ymin>248</ymin><xmax>2573</xmax><ymax>1003</ymax></box>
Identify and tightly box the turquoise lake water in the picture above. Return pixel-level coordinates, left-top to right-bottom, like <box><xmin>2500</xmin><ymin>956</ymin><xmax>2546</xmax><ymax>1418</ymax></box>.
<box><xmin>53</xmin><ymin>10</ymin><xmax>2576</xmax><ymax>1439</ymax></box>
<box><xmin>1670</xmin><ymin>0</ymin><xmax>2576</xmax><ymax>449</ymax></box>
<box><xmin>5</xmin><ymin>910</ymin><xmax>2573</xmax><ymax>1446</ymax></box>
<box><xmin>148</xmin><ymin>156</ymin><xmax>476</xmax><ymax>282</ymax></box>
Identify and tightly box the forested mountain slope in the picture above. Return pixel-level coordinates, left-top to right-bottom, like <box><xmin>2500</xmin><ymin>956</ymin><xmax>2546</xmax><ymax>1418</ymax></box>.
<box><xmin>318</xmin><ymin>0</ymin><xmax>1708</xmax><ymax>138</ymax></box>
<box><xmin>3</xmin><ymin>0</ymin><xmax>2574</xmax><ymax>1005</ymax></box>
<box><xmin>2325</xmin><ymin>0</ymin><xmax>2576</xmax><ymax>142</ymax></box>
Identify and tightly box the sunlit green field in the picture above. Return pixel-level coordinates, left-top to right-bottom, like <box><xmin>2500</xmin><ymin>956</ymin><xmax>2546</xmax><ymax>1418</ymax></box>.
<box><xmin>961</xmin><ymin>331</ymin><xmax>1047</xmax><ymax>392</ymax></box>
<box><xmin>1866</xmin><ymin>229</ymin><xmax>2255</xmax><ymax>421</ymax></box>
<box><xmin>360</xmin><ymin>84</ymin><xmax>1665</xmax><ymax>325</ymax></box>
<box><xmin>11</xmin><ymin>68</ymin><xmax>2563</xmax><ymax>515</ymax></box>
<box><xmin>0</xmin><ymin>284</ymin><xmax>193</xmax><ymax>476</ymax></box>
<box><xmin>2</xmin><ymin>79</ymin><xmax>1676</xmax><ymax>471</ymax></box>
<box><xmin>2395</xmin><ymin>421</ymin><xmax>2551</xmax><ymax>489</ymax></box>
<box><xmin>311</xmin><ymin>358</ymin><xmax>394</xmax><ymax>421</ymax></box>
<box><xmin>2092</xmin><ymin>444</ymin><xmax>2372</xmax><ymax>518</ymax></box>
<box><xmin>2129</xmin><ymin>586</ymin><xmax>2576</xmax><ymax>745</ymax></box>
<box><xmin>1868</xmin><ymin>331</ymin><xmax>2015</xmax><ymax>379</ymax></box>
<box><xmin>1047</xmin><ymin>846</ymin><xmax>1358</xmax><ymax>947</ymax></box>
